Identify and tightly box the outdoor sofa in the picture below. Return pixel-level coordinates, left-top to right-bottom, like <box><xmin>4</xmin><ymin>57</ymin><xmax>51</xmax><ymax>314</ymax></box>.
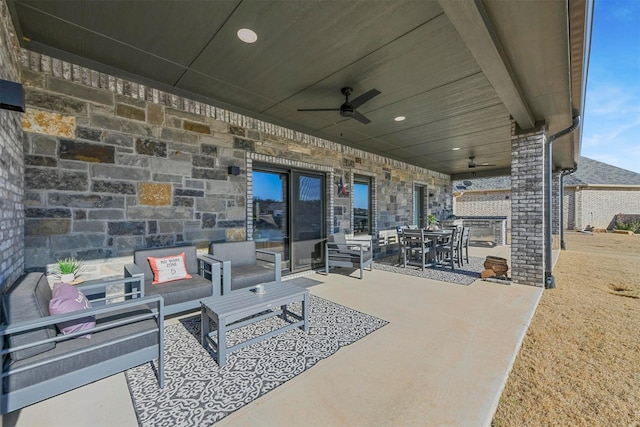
<box><xmin>124</xmin><ymin>245</ymin><xmax>222</xmax><ymax>317</ymax></box>
<box><xmin>0</xmin><ymin>272</ymin><xmax>164</xmax><ymax>414</ymax></box>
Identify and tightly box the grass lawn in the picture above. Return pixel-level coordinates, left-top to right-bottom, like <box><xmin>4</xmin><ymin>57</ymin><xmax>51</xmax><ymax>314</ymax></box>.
<box><xmin>492</xmin><ymin>231</ymin><xmax>640</xmax><ymax>426</ymax></box>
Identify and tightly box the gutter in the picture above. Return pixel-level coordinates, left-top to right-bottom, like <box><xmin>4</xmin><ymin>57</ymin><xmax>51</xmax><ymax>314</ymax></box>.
<box><xmin>544</xmin><ymin>116</ymin><xmax>581</xmax><ymax>289</ymax></box>
<box><xmin>559</xmin><ymin>166</ymin><xmax>577</xmax><ymax>250</ymax></box>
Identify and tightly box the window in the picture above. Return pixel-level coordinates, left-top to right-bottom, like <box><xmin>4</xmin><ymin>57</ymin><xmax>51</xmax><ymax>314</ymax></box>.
<box><xmin>353</xmin><ymin>175</ymin><xmax>372</xmax><ymax>235</ymax></box>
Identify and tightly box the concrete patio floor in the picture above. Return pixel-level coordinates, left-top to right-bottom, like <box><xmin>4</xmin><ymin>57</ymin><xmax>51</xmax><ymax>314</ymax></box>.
<box><xmin>2</xmin><ymin>245</ymin><xmax>543</xmax><ymax>427</ymax></box>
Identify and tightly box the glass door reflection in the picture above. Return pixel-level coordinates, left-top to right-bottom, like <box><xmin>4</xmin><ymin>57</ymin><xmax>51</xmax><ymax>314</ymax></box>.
<box><xmin>252</xmin><ymin>170</ymin><xmax>289</xmax><ymax>271</ymax></box>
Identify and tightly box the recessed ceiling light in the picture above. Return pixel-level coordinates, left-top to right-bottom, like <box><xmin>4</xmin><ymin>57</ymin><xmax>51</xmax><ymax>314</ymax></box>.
<box><xmin>452</xmin><ymin>147</ymin><xmax>460</xmax><ymax>151</ymax></box>
<box><xmin>394</xmin><ymin>116</ymin><xmax>406</xmax><ymax>122</ymax></box>
<box><xmin>237</xmin><ymin>28</ymin><xmax>258</xmax><ymax>43</ymax></box>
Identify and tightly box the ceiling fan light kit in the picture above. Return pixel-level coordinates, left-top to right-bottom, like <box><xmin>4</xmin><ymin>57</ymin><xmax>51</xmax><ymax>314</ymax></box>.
<box><xmin>468</xmin><ymin>156</ymin><xmax>495</xmax><ymax>168</ymax></box>
<box><xmin>298</xmin><ymin>87</ymin><xmax>381</xmax><ymax>124</ymax></box>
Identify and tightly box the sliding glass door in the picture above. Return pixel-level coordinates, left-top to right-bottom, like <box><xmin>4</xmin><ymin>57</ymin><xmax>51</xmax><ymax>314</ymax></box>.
<box><xmin>252</xmin><ymin>167</ymin><xmax>325</xmax><ymax>273</ymax></box>
<box><xmin>291</xmin><ymin>171</ymin><xmax>324</xmax><ymax>271</ymax></box>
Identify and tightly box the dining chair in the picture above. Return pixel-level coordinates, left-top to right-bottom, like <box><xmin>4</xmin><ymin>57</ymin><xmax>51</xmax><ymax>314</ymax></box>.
<box><xmin>401</xmin><ymin>228</ymin><xmax>433</xmax><ymax>270</ymax></box>
<box><xmin>458</xmin><ymin>227</ymin><xmax>470</xmax><ymax>266</ymax></box>
<box><xmin>435</xmin><ymin>227</ymin><xmax>461</xmax><ymax>270</ymax></box>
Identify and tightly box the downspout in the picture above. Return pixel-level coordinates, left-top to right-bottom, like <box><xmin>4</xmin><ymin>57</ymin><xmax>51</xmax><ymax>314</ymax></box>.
<box><xmin>560</xmin><ymin>165</ymin><xmax>577</xmax><ymax>250</ymax></box>
<box><xmin>545</xmin><ymin>116</ymin><xmax>581</xmax><ymax>289</ymax></box>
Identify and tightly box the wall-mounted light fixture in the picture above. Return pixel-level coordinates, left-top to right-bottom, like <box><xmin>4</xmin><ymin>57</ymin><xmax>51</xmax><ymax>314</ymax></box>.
<box><xmin>0</xmin><ymin>80</ymin><xmax>25</xmax><ymax>112</ymax></box>
<box><xmin>227</xmin><ymin>166</ymin><xmax>240</xmax><ymax>176</ymax></box>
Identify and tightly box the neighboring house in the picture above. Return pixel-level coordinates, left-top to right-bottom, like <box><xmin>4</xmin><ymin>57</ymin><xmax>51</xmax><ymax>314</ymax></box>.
<box><xmin>453</xmin><ymin>157</ymin><xmax>640</xmax><ymax>231</ymax></box>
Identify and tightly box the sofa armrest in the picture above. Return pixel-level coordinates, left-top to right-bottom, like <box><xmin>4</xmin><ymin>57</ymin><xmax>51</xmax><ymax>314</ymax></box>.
<box><xmin>199</xmin><ymin>254</ymin><xmax>231</xmax><ymax>295</ymax></box>
<box><xmin>124</xmin><ymin>263</ymin><xmax>146</xmax><ymax>299</ymax></box>
<box><xmin>76</xmin><ymin>274</ymin><xmax>144</xmax><ymax>306</ymax></box>
<box><xmin>255</xmin><ymin>249</ymin><xmax>282</xmax><ymax>282</ymax></box>
<box><xmin>196</xmin><ymin>254</ymin><xmax>223</xmax><ymax>297</ymax></box>
<box><xmin>0</xmin><ymin>295</ymin><xmax>164</xmax><ymax>356</ymax></box>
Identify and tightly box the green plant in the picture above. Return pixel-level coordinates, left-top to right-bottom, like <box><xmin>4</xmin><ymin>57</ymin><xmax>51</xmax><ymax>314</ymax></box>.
<box><xmin>427</xmin><ymin>214</ymin><xmax>438</xmax><ymax>225</ymax></box>
<box><xmin>56</xmin><ymin>257</ymin><xmax>82</xmax><ymax>276</ymax></box>
<box><xmin>616</xmin><ymin>221</ymin><xmax>640</xmax><ymax>234</ymax></box>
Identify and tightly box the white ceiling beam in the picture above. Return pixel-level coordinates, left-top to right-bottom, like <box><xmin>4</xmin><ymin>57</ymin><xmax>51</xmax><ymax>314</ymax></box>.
<box><xmin>439</xmin><ymin>0</ymin><xmax>536</xmax><ymax>130</ymax></box>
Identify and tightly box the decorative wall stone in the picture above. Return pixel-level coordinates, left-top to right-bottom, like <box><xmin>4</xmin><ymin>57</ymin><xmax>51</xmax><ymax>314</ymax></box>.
<box><xmin>233</xmin><ymin>137</ymin><xmax>254</xmax><ymax>151</ymax></box>
<box><xmin>107</xmin><ymin>221</ymin><xmax>145</xmax><ymax>235</ymax></box>
<box><xmin>183</xmin><ymin>120</ymin><xmax>210</xmax><ymax>134</ymax></box>
<box><xmin>25</xmin><ymin>168</ymin><xmax>88</xmax><ymax>191</ymax></box>
<box><xmin>139</xmin><ymin>183</ymin><xmax>172</xmax><ymax>206</ymax></box>
<box><xmin>201</xmin><ymin>144</ymin><xmax>218</xmax><ymax>156</ymax></box>
<box><xmin>91</xmin><ymin>180</ymin><xmax>136</xmax><ymax>194</ymax></box>
<box><xmin>76</xmin><ymin>126</ymin><xmax>102</xmax><ymax>142</ymax></box>
<box><xmin>25</xmin><ymin>88</ymin><xmax>87</xmax><ymax>115</ymax></box>
<box><xmin>22</xmin><ymin>109</ymin><xmax>75</xmax><ymax>137</ymax></box>
<box><xmin>25</xmin><ymin>219</ymin><xmax>71</xmax><ymax>236</ymax></box>
<box><xmin>116</xmin><ymin>103</ymin><xmax>145</xmax><ymax>121</ymax></box>
<box><xmin>192</xmin><ymin>168</ymin><xmax>227</xmax><ymax>180</ymax></box>
<box><xmin>147</xmin><ymin>103</ymin><xmax>164</xmax><ymax>125</ymax></box>
<box><xmin>25</xmin><ymin>155</ymin><xmax>57</xmax><ymax>167</ymax></box>
<box><xmin>60</xmin><ymin>139</ymin><xmax>115</xmax><ymax>163</ymax></box>
<box><xmin>136</xmin><ymin>138</ymin><xmax>167</xmax><ymax>157</ymax></box>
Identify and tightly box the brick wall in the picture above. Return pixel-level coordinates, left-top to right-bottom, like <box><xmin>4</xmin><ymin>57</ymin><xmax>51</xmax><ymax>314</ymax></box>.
<box><xmin>574</xmin><ymin>187</ymin><xmax>640</xmax><ymax>229</ymax></box>
<box><xmin>0</xmin><ymin>0</ymin><xmax>24</xmax><ymax>289</ymax></box>
<box><xmin>453</xmin><ymin>191</ymin><xmax>511</xmax><ymax>229</ymax></box>
<box><xmin>20</xmin><ymin>50</ymin><xmax>451</xmax><ymax>273</ymax></box>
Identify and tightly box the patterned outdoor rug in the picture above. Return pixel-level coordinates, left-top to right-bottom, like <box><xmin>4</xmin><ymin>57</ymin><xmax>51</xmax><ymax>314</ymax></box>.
<box><xmin>374</xmin><ymin>255</ymin><xmax>485</xmax><ymax>286</ymax></box>
<box><xmin>125</xmin><ymin>293</ymin><xmax>388</xmax><ymax>426</ymax></box>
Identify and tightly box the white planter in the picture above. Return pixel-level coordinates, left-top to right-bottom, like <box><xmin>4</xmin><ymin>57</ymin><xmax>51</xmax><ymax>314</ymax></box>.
<box><xmin>60</xmin><ymin>273</ymin><xmax>75</xmax><ymax>283</ymax></box>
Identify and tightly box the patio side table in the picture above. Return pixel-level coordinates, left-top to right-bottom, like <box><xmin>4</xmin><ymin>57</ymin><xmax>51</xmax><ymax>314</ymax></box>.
<box><xmin>200</xmin><ymin>281</ymin><xmax>309</xmax><ymax>367</ymax></box>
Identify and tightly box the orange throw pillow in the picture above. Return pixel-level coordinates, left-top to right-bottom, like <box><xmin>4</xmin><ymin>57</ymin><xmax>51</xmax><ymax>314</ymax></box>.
<box><xmin>147</xmin><ymin>252</ymin><xmax>192</xmax><ymax>284</ymax></box>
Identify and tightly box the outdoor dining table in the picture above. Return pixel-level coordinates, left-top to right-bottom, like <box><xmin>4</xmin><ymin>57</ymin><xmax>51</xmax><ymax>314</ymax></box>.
<box><xmin>400</xmin><ymin>228</ymin><xmax>454</xmax><ymax>270</ymax></box>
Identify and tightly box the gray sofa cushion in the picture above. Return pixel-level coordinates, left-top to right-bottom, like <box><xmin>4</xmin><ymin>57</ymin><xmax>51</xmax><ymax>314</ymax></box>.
<box><xmin>231</xmin><ymin>265</ymin><xmax>276</xmax><ymax>291</ymax></box>
<box><xmin>3</xmin><ymin>306</ymin><xmax>158</xmax><ymax>392</ymax></box>
<box><xmin>143</xmin><ymin>276</ymin><xmax>213</xmax><ymax>306</ymax></box>
<box><xmin>2</xmin><ymin>273</ymin><xmax>57</xmax><ymax>362</ymax></box>
<box><xmin>209</xmin><ymin>241</ymin><xmax>256</xmax><ymax>267</ymax></box>
<box><xmin>133</xmin><ymin>245</ymin><xmax>199</xmax><ymax>282</ymax></box>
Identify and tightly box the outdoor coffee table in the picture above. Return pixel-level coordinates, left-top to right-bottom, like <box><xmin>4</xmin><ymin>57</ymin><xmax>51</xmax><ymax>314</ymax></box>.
<box><xmin>200</xmin><ymin>281</ymin><xmax>309</xmax><ymax>367</ymax></box>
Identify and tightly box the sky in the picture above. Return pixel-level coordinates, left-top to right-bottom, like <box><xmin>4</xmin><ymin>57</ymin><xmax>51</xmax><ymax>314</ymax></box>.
<box><xmin>581</xmin><ymin>0</ymin><xmax>640</xmax><ymax>173</ymax></box>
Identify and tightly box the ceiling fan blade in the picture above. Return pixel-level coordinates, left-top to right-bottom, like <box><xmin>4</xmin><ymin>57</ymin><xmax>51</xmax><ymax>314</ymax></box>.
<box><xmin>349</xmin><ymin>89</ymin><xmax>381</xmax><ymax>109</ymax></box>
<box><xmin>351</xmin><ymin>110</ymin><xmax>371</xmax><ymax>124</ymax></box>
<box><xmin>297</xmin><ymin>108</ymin><xmax>341</xmax><ymax>112</ymax></box>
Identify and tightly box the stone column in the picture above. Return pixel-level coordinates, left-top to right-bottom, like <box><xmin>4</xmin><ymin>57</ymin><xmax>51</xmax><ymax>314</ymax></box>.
<box><xmin>510</xmin><ymin>126</ymin><xmax>546</xmax><ymax>287</ymax></box>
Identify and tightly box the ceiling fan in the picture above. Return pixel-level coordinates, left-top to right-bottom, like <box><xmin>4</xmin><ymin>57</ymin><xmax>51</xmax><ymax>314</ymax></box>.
<box><xmin>298</xmin><ymin>87</ymin><xmax>381</xmax><ymax>124</ymax></box>
<box><xmin>468</xmin><ymin>156</ymin><xmax>495</xmax><ymax>168</ymax></box>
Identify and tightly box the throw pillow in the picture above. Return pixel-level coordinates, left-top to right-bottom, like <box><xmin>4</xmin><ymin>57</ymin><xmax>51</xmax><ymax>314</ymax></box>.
<box><xmin>148</xmin><ymin>252</ymin><xmax>192</xmax><ymax>284</ymax></box>
<box><xmin>48</xmin><ymin>283</ymin><xmax>96</xmax><ymax>339</ymax></box>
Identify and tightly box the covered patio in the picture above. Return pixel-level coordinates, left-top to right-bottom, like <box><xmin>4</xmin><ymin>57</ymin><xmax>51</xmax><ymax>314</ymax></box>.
<box><xmin>4</xmin><ymin>246</ymin><xmax>546</xmax><ymax>427</ymax></box>
<box><xmin>0</xmin><ymin>0</ymin><xmax>591</xmax><ymax>424</ymax></box>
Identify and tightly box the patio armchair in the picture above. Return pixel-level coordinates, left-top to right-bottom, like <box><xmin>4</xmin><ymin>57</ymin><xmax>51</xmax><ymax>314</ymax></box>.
<box><xmin>208</xmin><ymin>241</ymin><xmax>281</xmax><ymax>293</ymax></box>
<box><xmin>325</xmin><ymin>233</ymin><xmax>373</xmax><ymax>279</ymax></box>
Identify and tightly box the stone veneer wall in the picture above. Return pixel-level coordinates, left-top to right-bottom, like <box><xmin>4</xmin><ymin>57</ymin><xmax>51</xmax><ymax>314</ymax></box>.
<box><xmin>20</xmin><ymin>50</ymin><xmax>451</xmax><ymax>273</ymax></box>
<box><xmin>510</xmin><ymin>127</ymin><xmax>546</xmax><ymax>287</ymax></box>
<box><xmin>0</xmin><ymin>0</ymin><xmax>24</xmax><ymax>289</ymax></box>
